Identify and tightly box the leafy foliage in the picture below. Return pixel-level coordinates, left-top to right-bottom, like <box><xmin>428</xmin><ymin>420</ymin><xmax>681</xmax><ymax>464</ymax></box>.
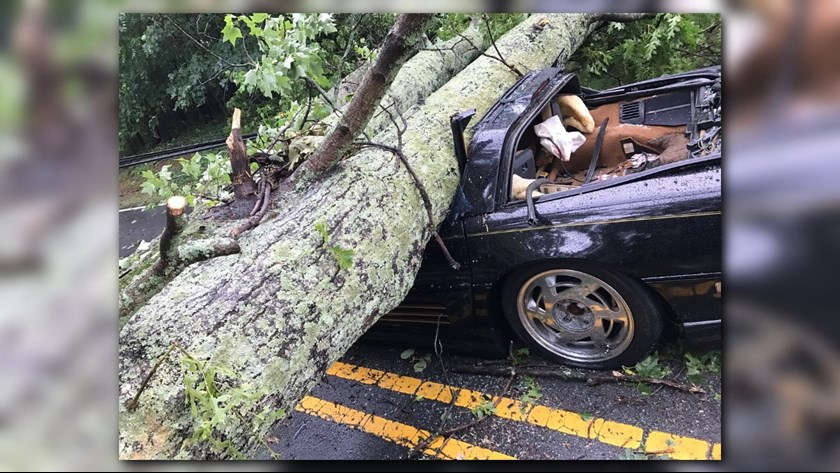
<box><xmin>126</xmin><ymin>13</ymin><xmax>402</xmax><ymax>205</ymax></box>
<box><xmin>511</xmin><ymin>347</ymin><xmax>530</xmax><ymax>365</ymax></box>
<box><xmin>568</xmin><ymin>13</ymin><xmax>721</xmax><ymax>90</ymax></box>
<box><xmin>470</xmin><ymin>398</ymin><xmax>496</xmax><ymax>420</ymax></box>
<box><xmin>624</xmin><ymin>353</ymin><xmax>672</xmax><ymax>379</ymax></box>
<box><xmin>179</xmin><ymin>348</ymin><xmax>285</xmax><ymax>458</ymax></box>
<box><xmin>119</xmin><ymin>13</ymin><xmax>396</xmax><ymax>156</ymax></box>
<box><xmin>518</xmin><ymin>375</ymin><xmax>542</xmax><ymax>407</ymax></box>
<box><xmin>619</xmin><ymin>448</ymin><xmax>648</xmax><ymax>460</ymax></box>
<box><xmin>314</xmin><ymin>221</ymin><xmax>355</xmax><ymax>270</ymax></box>
<box><xmin>119</xmin><ymin>14</ymin><xmax>253</xmax><ymax>154</ymax></box>
<box><xmin>684</xmin><ymin>351</ymin><xmax>720</xmax><ymax>385</ymax></box>
<box><xmin>225</xmin><ymin>14</ymin><xmax>336</xmax><ymax>99</ymax></box>
<box><xmin>399</xmin><ymin>348</ymin><xmax>432</xmax><ymax>373</ymax></box>
<box><xmin>139</xmin><ymin>152</ymin><xmax>233</xmax><ymax>207</ymax></box>
<box><xmin>624</xmin><ymin>352</ymin><xmax>672</xmax><ymax>395</ymax></box>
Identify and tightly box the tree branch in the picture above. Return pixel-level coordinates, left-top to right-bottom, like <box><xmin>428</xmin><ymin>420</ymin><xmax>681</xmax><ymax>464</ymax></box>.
<box><xmin>456</xmin><ymin>32</ymin><xmax>522</xmax><ymax>77</ymax></box>
<box><xmin>164</xmin><ymin>15</ymin><xmax>252</xmax><ymax>69</ymax></box>
<box><xmin>481</xmin><ymin>14</ymin><xmax>522</xmax><ymax>77</ymax></box>
<box><xmin>449</xmin><ymin>362</ymin><xmax>705</xmax><ymax>394</ymax></box>
<box><xmin>277</xmin><ymin>14</ymin><xmax>433</xmax><ymax>193</ymax></box>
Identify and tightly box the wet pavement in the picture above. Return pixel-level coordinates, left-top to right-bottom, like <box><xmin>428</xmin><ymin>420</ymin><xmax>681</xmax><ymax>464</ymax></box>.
<box><xmin>264</xmin><ymin>341</ymin><xmax>720</xmax><ymax>460</ymax></box>
<box><xmin>119</xmin><ymin>206</ymin><xmax>166</xmax><ymax>257</ymax></box>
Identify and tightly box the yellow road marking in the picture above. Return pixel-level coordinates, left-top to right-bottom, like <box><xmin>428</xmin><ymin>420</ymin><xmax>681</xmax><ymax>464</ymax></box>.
<box><xmin>644</xmin><ymin>431</ymin><xmax>711</xmax><ymax>460</ymax></box>
<box><xmin>327</xmin><ymin>361</ymin><xmax>719</xmax><ymax>459</ymax></box>
<box><xmin>294</xmin><ymin>395</ymin><xmax>514</xmax><ymax>460</ymax></box>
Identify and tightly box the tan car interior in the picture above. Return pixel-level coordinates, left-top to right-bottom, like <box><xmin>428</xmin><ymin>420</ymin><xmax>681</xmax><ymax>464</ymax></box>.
<box><xmin>510</xmin><ymin>90</ymin><xmax>699</xmax><ymax>201</ymax></box>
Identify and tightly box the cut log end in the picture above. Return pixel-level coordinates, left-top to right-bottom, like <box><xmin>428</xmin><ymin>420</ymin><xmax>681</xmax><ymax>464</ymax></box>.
<box><xmin>230</xmin><ymin>107</ymin><xmax>242</xmax><ymax>131</ymax></box>
<box><xmin>166</xmin><ymin>195</ymin><xmax>187</xmax><ymax>217</ymax></box>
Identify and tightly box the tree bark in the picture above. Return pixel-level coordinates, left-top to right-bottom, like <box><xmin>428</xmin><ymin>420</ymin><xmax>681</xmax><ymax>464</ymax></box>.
<box><xmin>119</xmin><ymin>13</ymin><xmax>605</xmax><ymax>459</ymax></box>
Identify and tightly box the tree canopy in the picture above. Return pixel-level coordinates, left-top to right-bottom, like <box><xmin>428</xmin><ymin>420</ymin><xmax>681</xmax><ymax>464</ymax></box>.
<box><xmin>567</xmin><ymin>13</ymin><xmax>721</xmax><ymax>90</ymax></box>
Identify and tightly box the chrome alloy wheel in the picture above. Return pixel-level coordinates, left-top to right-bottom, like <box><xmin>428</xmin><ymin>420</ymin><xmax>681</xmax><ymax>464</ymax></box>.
<box><xmin>516</xmin><ymin>269</ymin><xmax>635</xmax><ymax>363</ymax></box>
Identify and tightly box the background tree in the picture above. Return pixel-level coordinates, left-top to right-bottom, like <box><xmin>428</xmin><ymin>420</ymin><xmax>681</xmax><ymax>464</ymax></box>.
<box><xmin>567</xmin><ymin>13</ymin><xmax>721</xmax><ymax>90</ymax></box>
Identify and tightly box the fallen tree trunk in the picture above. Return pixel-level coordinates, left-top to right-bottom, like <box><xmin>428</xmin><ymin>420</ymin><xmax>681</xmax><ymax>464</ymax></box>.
<box><xmin>119</xmin><ymin>13</ymin><xmax>609</xmax><ymax>459</ymax></box>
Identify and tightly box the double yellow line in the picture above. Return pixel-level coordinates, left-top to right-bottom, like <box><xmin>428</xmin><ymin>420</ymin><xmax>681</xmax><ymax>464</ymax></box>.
<box><xmin>294</xmin><ymin>360</ymin><xmax>721</xmax><ymax>460</ymax></box>
<box><xmin>295</xmin><ymin>396</ymin><xmax>513</xmax><ymax>460</ymax></box>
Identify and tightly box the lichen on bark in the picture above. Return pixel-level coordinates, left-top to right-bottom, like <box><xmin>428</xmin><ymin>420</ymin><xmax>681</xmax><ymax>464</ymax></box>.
<box><xmin>119</xmin><ymin>13</ymin><xmax>603</xmax><ymax>459</ymax></box>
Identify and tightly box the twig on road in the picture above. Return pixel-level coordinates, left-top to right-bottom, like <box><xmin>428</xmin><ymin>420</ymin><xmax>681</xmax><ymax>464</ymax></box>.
<box><xmin>449</xmin><ymin>361</ymin><xmax>704</xmax><ymax>394</ymax></box>
<box><xmin>406</xmin><ymin>340</ymin><xmax>517</xmax><ymax>459</ymax></box>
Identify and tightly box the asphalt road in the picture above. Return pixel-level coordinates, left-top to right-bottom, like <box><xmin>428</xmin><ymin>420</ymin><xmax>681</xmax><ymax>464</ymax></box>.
<box><xmin>119</xmin><ymin>205</ymin><xmax>721</xmax><ymax>460</ymax></box>
<box><xmin>119</xmin><ymin>206</ymin><xmax>167</xmax><ymax>257</ymax></box>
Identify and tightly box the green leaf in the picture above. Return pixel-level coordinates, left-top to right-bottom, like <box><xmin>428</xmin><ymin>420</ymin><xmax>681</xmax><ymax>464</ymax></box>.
<box><xmin>243</xmin><ymin>68</ymin><xmax>258</xmax><ymax>88</ymax></box>
<box><xmin>221</xmin><ymin>16</ymin><xmax>243</xmax><ymax>46</ymax></box>
<box><xmin>204</xmin><ymin>367</ymin><xmax>218</xmax><ymax>398</ymax></box>
<box><xmin>400</xmin><ymin>348</ymin><xmax>415</xmax><ymax>360</ymax></box>
<box><xmin>140</xmin><ymin>181</ymin><xmax>157</xmax><ymax>196</ymax></box>
<box><xmin>246</xmin><ymin>20</ymin><xmax>264</xmax><ymax>37</ymax></box>
<box><xmin>314</xmin><ymin>221</ymin><xmax>328</xmax><ymax>242</ymax></box>
<box><xmin>312</xmin><ymin>73</ymin><xmax>332</xmax><ymax>89</ymax></box>
<box><xmin>330</xmin><ymin>246</ymin><xmax>354</xmax><ymax>270</ymax></box>
<box><xmin>619</xmin><ymin>448</ymin><xmax>647</xmax><ymax>460</ymax></box>
<box><xmin>512</xmin><ymin>347</ymin><xmax>530</xmax><ymax>365</ymax></box>
<box><xmin>413</xmin><ymin>359</ymin><xmax>427</xmax><ymax>373</ymax></box>
<box><xmin>470</xmin><ymin>399</ymin><xmax>496</xmax><ymax>419</ymax></box>
<box><xmin>251</xmin><ymin>13</ymin><xmax>269</xmax><ymax>23</ymax></box>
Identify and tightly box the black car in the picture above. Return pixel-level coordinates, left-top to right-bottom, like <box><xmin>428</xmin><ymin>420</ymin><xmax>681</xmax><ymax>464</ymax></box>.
<box><xmin>368</xmin><ymin>66</ymin><xmax>722</xmax><ymax>369</ymax></box>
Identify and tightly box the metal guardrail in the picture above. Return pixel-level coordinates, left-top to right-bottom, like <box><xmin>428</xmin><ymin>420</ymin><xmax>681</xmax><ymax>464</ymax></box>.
<box><xmin>119</xmin><ymin>132</ymin><xmax>258</xmax><ymax>168</ymax></box>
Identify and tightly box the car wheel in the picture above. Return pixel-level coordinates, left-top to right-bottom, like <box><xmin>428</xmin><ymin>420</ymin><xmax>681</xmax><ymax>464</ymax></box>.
<box><xmin>501</xmin><ymin>262</ymin><xmax>663</xmax><ymax>369</ymax></box>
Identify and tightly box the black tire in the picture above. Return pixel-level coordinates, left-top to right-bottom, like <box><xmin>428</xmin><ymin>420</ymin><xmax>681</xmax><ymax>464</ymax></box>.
<box><xmin>500</xmin><ymin>261</ymin><xmax>664</xmax><ymax>369</ymax></box>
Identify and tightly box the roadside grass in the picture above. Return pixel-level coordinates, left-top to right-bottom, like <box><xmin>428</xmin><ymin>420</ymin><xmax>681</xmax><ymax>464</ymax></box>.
<box><xmin>120</xmin><ymin>161</ymin><xmax>173</xmax><ymax>209</ymax></box>
<box><xmin>141</xmin><ymin>118</ymin><xmax>230</xmax><ymax>154</ymax></box>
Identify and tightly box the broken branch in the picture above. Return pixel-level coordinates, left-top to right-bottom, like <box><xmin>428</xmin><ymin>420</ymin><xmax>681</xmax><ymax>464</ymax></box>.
<box><xmin>157</xmin><ymin>196</ymin><xmax>187</xmax><ymax>273</ymax></box>
<box><xmin>227</xmin><ymin>108</ymin><xmax>257</xmax><ymax>199</ymax></box>
<box><xmin>355</xmin><ymin>141</ymin><xmax>460</xmax><ymax>270</ymax></box>
<box><xmin>456</xmin><ymin>32</ymin><xmax>522</xmax><ymax>77</ymax></box>
<box><xmin>449</xmin><ymin>362</ymin><xmax>705</xmax><ymax>394</ymax></box>
<box><xmin>409</xmin><ymin>345</ymin><xmax>517</xmax><ymax>459</ymax></box>
<box><xmin>481</xmin><ymin>14</ymin><xmax>522</xmax><ymax>77</ymax></box>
